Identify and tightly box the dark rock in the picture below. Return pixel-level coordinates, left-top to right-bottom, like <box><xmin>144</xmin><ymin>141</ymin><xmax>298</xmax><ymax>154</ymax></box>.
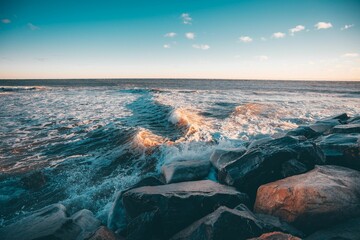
<box><xmin>309</xmin><ymin>119</ymin><xmax>340</xmax><ymax>134</ymax></box>
<box><xmin>72</xmin><ymin>209</ymin><xmax>101</xmax><ymax>239</ymax></box>
<box><xmin>347</xmin><ymin>115</ymin><xmax>360</xmax><ymax>124</ymax></box>
<box><xmin>107</xmin><ymin>175</ymin><xmax>164</xmax><ymax>231</ymax></box>
<box><xmin>0</xmin><ymin>204</ymin><xmax>80</xmax><ymax>240</ymax></box>
<box><xmin>286</xmin><ymin>126</ymin><xmax>320</xmax><ymax>139</ymax></box>
<box><xmin>170</xmin><ymin>205</ymin><xmax>303</xmax><ymax>240</ymax></box>
<box><xmin>281</xmin><ymin>159</ymin><xmax>308</xmax><ymax>177</ymax></box>
<box><xmin>320</xmin><ymin>113</ymin><xmax>349</xmax><ymax>122</ymax></box>
<box><xmin>20</xmin><ymin>171</ymin><xmax>47</xmax><ymax>190</ymax></box>
<box><xmin>254</xmin><ymin>165</ymin><xmax>360</xmax><ymax>233</ymax></box>
<box><xmin>161</xmin><ymin>160</ymin><xmax>211</xmax><ymax>184</ymax></box>
<box><xmin>317</xmin><ymin>133</ymin><xmax>360</xmax><ymax>170</ymax></box>
<box><xmin>210</xmin><ymin>147</ymin><xmax>246</xmax><ymax>172</ymax></box>
<box><xmin>88</xmin><ymin>226</ymin><xmax>121</xmax><ymax>240</ymax></box>
<box><xmin>248</xmin><ymin>232</ymin><xmax>301</xmax><ymax>240</ymax></box>
<box><xmin>219</xmin><ymin>136</ymin><xmax>325</xmax><ymax>196</ymax></box>
<box><xmin>123</xmin><ymin>208</ymin><xmax>160</xmax><ymax>240</ymax></box>
<box><xmin>332</xmin><ymin>124</ymin><xmax>360</xmax><ymax>134</ymax></box>
<box><xmin>121</xmin><ymin>180</ymin><xmax>249</xmax><ymax>239</ymax></box>
<box><xmin>305</xmin><ymin>217</ymin><xmax>360</xmax><ymax>240</ymax></box>
<box><xmin>247</xmin><ymin>137</ymin><xmax>274</xmax><ymax>150</ymax></box>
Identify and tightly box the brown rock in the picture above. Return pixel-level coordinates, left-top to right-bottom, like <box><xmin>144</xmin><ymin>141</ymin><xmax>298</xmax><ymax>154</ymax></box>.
<box><xmin>254</xmin><ymin>165</ymin><xmax>360</xmax><ymax>233</ymax></box>
<box><xmin>248</xmin><ymin>232</ymin><xmax>301</xmax><ymax>240</ymax></box>
<box><xmin>88</xmin><ymin>226</ymin><xmax>121</xmax><ymax>240</ymax></box>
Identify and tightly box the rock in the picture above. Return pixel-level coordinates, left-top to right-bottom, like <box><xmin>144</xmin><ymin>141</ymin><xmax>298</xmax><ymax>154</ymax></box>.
<box><xmin>123</xmin><ymin>208</ymin><xmax>160</xmax><ymax>240</ymax></box>
<box><xmin>0</xmin><ymin>204</ymin><xmax>79</xmax><ymax>240</ymax></box>
<box><xmin>88</xmin><ymin>226</ymin><xmax>121</xmax><ymax>240</ymax></box>
<box><xmin>170</xmin><ymin>205</ymin><xmax>303</xmax><ymax>240</ymax></box>
<box><xmin>309</xmin><ymin>119</ymin><xmax>340</xmax><ymax>134</ymax></box>
<box><xmin>107</xmin><ymin>175</ymin><xmax>164</xmax><ymax>231</ymax></box>
<box><xmin>210</xmin><ymin>147</ymin><xmax>246</xmax><ymax>172</ymax></box>
<box><xmin>247</xmin><ymin>137</ymin><xmax>274</xmax><ymax>150</ymax></box>
<box><xmin>332</xmin><ymin>124</ymin><xmax>360</xmax><ymax>134</ymax></box>
<box><xmin>20</xmin><ymin>171</ymin><xmax>47</xmax><ymax>190</ymax></box>
<box><xmin>248</xmin><ymin>232</ymin><xmax>301</xmax><ymax>240</ymax></box>
<box><xmin>305</xmin><ymin>217</ymin><xmax>360</xmax><ymax>240</ymax></box>
<box><xmin>161</xmin><ymin>160</ymin><xmax>211</xmax><ymax>184</ymax></box>
<box><xmin>286</xmin><ymin>126</ymin><xmax>320</xmax><ymax>139</ymax></box>
<box><xmin>219</xmin><ymin>136</ymin><xmax>325</xmax><ymax>196</ymax></box>
<box><xmin>71</xmin><ymin>209</ymin><xmax>101</xmax><ymax>239</ymax></box>
<box><xmin>320</xmin><ymin>113</ymin><xmax>349</xmax><ymax>122</ymax></box>
<box><xmin>121</xmin><ymin>180</ymin><xmax>249</xmax><ymax>239</ymax></box>
<box><xmin>317</xmin><ymin>133</ymin><xmax>360</xmax><ymax>170</ymax></box>
<box><xmin>347</xmin><ymin>115</ymin><xmax>360</xmax><ymax>124</ymax></box>
<box><xmin>254</xmin><ymin>165</ymin><xmax>360</xmax><ymax>233</ymax></box>
<box><xmin>281</xmin><ymin>159</ymin><xmax>308</xmax><ymax>177</ymax></box>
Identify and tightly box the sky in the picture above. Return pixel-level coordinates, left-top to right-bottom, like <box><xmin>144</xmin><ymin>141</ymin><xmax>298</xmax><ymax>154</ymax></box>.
<box><xmin>0</xmin><ymin>0</ymin><xmax>359</xmax><ymax>80</ymax></box>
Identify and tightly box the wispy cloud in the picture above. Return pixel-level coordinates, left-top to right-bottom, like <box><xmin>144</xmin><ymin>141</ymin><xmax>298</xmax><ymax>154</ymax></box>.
<box><xmin>239</xmin><ymin>36</ymin><xmax>253</xmax><ymax>43</ymax></box>
<box><xmin>185</xmin><ymin>32</ymin><xmax>195</xmax><ymax>40</ymax></box>
<box><xmin>163</xmin><ymin>44</ymin><xmax>171</xmax><ymax>49</ymax></box>
<box><xmin>342</xmin><ymin>53</ymin><xmax>358</xmax><ymax>58</ymax></box>
<box><xmin>164</xmin><ymin>32</ymin><xmax>177</xmax><ymax>38</ymax></box>
<box><xmin>289</xmin><ymin>25</ymin><xmax>305</xmax><ymax>36</ymax></box>
<box><xmin>181</xmin><ymin>13</ymin><xmax>192</xmax><ymax>25</ymax></box>
<box><xmin>341</xmin><ymin>24</ymin><xmax>354</xmax><ymax>31</ymax></box>
<box><xmin>192</xmin><ymin>44</ymin><xmax>210</xmax><ymax>50</ymax></box>
<box><xmin>315</xmin><ymin>22</ymin><xmax>332</xmax><ymax>30</ymax></box>
<box><xmin>28</xmin><ymin>23</ymin><xmax>40</xmax><ymax>30</ymax></box>
<box><xmin>272</xmin><ymin>32</ymin><xmax>286</xmax><ymax>39</ymax></box>
<box><xmin>1</xmin><ymin>19</ymin><xmax>11</xmax><ymax>24</ymax></box>
<box><xmin>255</xmin><ymin>55</ymin><xmax>269</xmax><ymax>61</ymax></box>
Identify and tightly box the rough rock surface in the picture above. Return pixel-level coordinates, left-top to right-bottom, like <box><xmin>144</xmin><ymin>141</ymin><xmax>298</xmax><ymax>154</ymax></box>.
<box><xmin>286</xmin><ymin>126</ymin><xmax>320</xmax><ymax>139</ymax></box>
<box><xmin>0</xmin><ymin>204</ymin><xmax>99</xmax><ymax>240</ymax></box>
<box><xmin>332</xmin><ymin>123</ymin><xmax>360</xmax><ymax>134</ymax></box>
<box><xmin>317</xmin><ymin>133</ymin><xmax>360</xmax><ymax>170</ymax></box>
<box><xmin>161</xmin><ymin>160</ymin><xmax>211</xmax><ymax>183</ymax></box>
<box><xmin>88</xmin><ymin>226</ymin><xmax>121</xmax><ymax>240</ymax></box>
<box><xmin>254</xmin><ymin>165</ymin><xmax>360</xmax><ymax>233</ymax></box>
<box><xmin>248</xmin><ymin>232</ymin><xmax>301</xmax><ymax>240</ymax></box>
<box><xmin>121</xmin><ymin>180</ymin><xmax>249</xmax><ymax>239</ymax></box>
<box><xmin>210</xmin><ymin>147</ymin><xmax>246</xmax><ymax>172</ymax></box>
<box><xmin>305</xmin><ymin>217</ymin><xmax>360</xmax><ymax>240</ymax></box>
<box><xmin>219</xmin><ymin>136</ymin><xmax>325</xmax><ymax>195</ymax></box>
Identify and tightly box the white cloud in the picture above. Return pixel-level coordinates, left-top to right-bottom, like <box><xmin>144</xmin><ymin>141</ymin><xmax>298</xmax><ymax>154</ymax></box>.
<box><xmin>239</xmin><ymin>36</ymin><xmax>253</xmax><ymax>43</ymax></box>
<box><xmin>341</xmin><ymin>24</ymin><xmax>354</xmax><ymax>30</ymax></box>
<box><xmin>181</xmin><ymin>13</ymin><xmax>192</xmax><ymax>25</ymax></box>
<box><xmin>272</xmin><ymin>32</ymin><xmax>286</xmax><ymax>39</ymax></box>
<box><xmin>289</xmin><ymin>25</ymin><xmax>305</xmax><ymax>35</ymax></box>
<box><xmin>255</xmin><ymin>55</ymin><xmax>269</xmax><ymax>61</ymax></box>
<box><xmin>192</xmin><ymin>44</ymin><xmax>210</xmax><ymax>50</ymax></box>
<box><xmin>1</xmin><ymin>19</ymin><xmax>11</xmax><ymax>24</ymax></box>
<box><xmin>185</xmin><ymin>32</ymin><xmax>195</xmax><ymax>40</ymax></box>
<box><xmin>163</xmin><ymin>44</ymin><xmax>171</xmax><ymax>49</ymax></box>
<box><xmin>314</xmin><ymin>22</ymin><xmax>332</xmax><ymax>30</ymax></box>
<box><xmin>342</xmin><ymin>53</ymin><xmax>359</xmax><ymax>58</ymax></box>
<box><xmin>164</xmin><ymin>32</ymin><xmax>177</xmax><ymax>38</ymax></box>
<box><xmin>28</xmin><ymin>23</ymin><xmax>39</xmax><ymax>30</ymax></box>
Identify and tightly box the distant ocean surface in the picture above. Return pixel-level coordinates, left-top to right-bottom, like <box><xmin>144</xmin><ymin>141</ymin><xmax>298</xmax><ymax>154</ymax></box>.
<box><xmin>1</xmin><ymin>79</ymin><xmax>359</xmax><ymax>226</ymax></box>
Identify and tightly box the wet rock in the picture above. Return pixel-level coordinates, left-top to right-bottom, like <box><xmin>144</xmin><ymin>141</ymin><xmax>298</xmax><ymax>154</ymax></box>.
<box><xmin>286</xmin><ymin>126</ymin><xmax>320</xmax><ymax>139</ymax></box>
<box><xmin>88</xmin><ymin>226</ymin><xmax>121</xmax><ymax>240</ymax></box>
<box><xmin>210</xmin><ymin>147</ymin><xmax>246</xmax><ymax>171</ymax></box>
<box><xmin>219</xmin><ymin>136</ymin><xmax>325</xmax><ymax>196</ymax></box>
<box><xmin>332</xmin><ymin>123</ymin><xmax>360</xmax><ymax>134</ymax></box>
<box><xmin>308</xmin><ymin>119</ymin><xmax>340</xmax><ymax>134</ymax></box>
<box><xmin>281</xmin><ymin>159</ymin><xmax>308</xmax><ymax>177</ymax></box>
<box><xmin>107</xmin><ymin>175</ymin><xmax>164</xmax><ymax>231</ymax></box>
<box><xmin>254</xmin><ymin>165</ymin><xmax>360</xmax><ymax>233</ymax></box>
<box><xmin>248</xmin><ymin>232</ymin><xmax>301</xmax><ymax>240</ymax></box>
<box><xmin>320</xmin><ymin>113</ymin><xmax>349</xmax><ymax>122</ymax></box>
<box><xmin>161</xmin><ymin>160</ymin><xmax>211</xmax><ymax>184</ymax></box>
<box><xmin>0</xmin><ymin>204</ymin><xmax>79</xmax><ymax>240</ymax></box>
<box><xmin>317</xmin><ymin>133</ymin><xmax>360</xmax><ymax>170</ymax></box>
<box><xmin>170</xmin><ymin>205</ymin><xmax>303</xmax><ymax>240</ymax></box>
<box><xmin>247</xmin><ymin>137</ymin><xmax>274</xmax><ymax>150</ymax></box>
<box><xmin>121</xmin><ymin>180</ymin><xmax>249</xmax><ymax>239</ymax></box>
<box><xmin>20</xmin><ymin>171</ymin><xmax>47</xmax><ymax>190</ymax></box>
<box><xmin>305</xmin><ymin>217</ymin><xmax>360</xmax><ymax>240</ymax></box>
<box><xmin>72</xmin><ymin>209</ymin><xmax>101</xmax><ymax>239</ymax></box>
<box><xmin>347</xmin><ymin>115</ymin><xmax>360</xmax><ymax>124</ymax></box>
<box><xmin>123</xmin><ymin>208</ymin><xmax>160</xmax><ymax>240</ymax></box>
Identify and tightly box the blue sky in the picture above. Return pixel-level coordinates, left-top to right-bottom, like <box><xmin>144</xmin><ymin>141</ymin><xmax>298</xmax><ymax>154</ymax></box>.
<box><xmin>0</xmin><ymin>0</ymin><xmax>359</xmax><ymax>80</ymax></box>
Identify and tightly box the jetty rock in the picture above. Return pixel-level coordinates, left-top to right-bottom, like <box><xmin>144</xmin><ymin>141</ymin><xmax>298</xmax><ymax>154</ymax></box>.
<box><xmin>120</xmin><ymin>180</ymin><xmax>249</xmax><ymax>239</ymax></box>
<box><xmin>248</xmin><ymin>232</ymin><xmax>301</xmax><ymax>240</ymax></box>
<box><xmin>254</xmin><ymin>165</ymin><xmax>360</xmax><ymax>233</ymax></box>
<box><xmin>210</xmin><ymin>147</ymin><xmax>247</xmax><ymax>172</ymax></box>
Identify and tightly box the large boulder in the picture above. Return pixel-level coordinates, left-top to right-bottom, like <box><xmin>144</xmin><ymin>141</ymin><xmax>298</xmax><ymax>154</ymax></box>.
<box><xmin>248</xmin><ymin>232</ymin><xmax>301</xmax><ymax>240</ymax></box>
<box><xmin>161</xmin><ymin>160</ymin><xmax>210</xmax><ymax>184</ymax></box>
<box><xmin>305</xmin><ymin>217</ymin><xmax>360</xmax><ymax>240</ymax></box>
<box><xmin>219</xmin><ymin>136</ymin><xmax>325</xmax><ymax>196</ymax></box>
<box><xmin>121</xmin><ymin>180</ymin><xmax>249</xmax><ymax>239</ymax></box>
<box><xmin>317</xmin><ymin>133</ymin><xmax>360</xmax><ymax>170</ymax></box>
<box><xmin>88</xmin><ymin>226</ymin><xmax>122</xmax><ymax>240</ymax></box>
<box><xmin>0</xmin><ymin>204</ymin><xmax>100</xmax><ymax>240</ymax></box>
<box><xmin>332</xmin><ymin>123</ymin><xmax>360</xmax><ymax>134</ymax></box>
<box><xmin>286</xmin><ymin>126</ymin><xmax>320</xmax><ymax>139</ymax></box>
<box><xmin>254</xmin><ymin>165</ymin><xmax>360</xmax><ymax>233</ymax></box>
<box><xmin>210</xmin><ymin>147</ymin><xmax>246</xmax><ymax>172</ymax></box>
<box><xmin>170</xmin><ymin>205</ymin><xmax>303</xmax><ymax>240</ymax></box>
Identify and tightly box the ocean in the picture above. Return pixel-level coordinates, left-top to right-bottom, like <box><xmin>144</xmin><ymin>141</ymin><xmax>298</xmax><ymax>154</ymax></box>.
<box><xmin>0</xmin><ymin>79</ymin><xmax>359</xmax><ymax>227</ymax></box>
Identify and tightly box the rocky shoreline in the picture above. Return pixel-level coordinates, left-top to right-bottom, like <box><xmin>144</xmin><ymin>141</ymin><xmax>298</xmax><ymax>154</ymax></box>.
<box><xmin>1</xmin><ymin>113</ymin><xmax>360</xmax><ymax>240</ymax></box>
